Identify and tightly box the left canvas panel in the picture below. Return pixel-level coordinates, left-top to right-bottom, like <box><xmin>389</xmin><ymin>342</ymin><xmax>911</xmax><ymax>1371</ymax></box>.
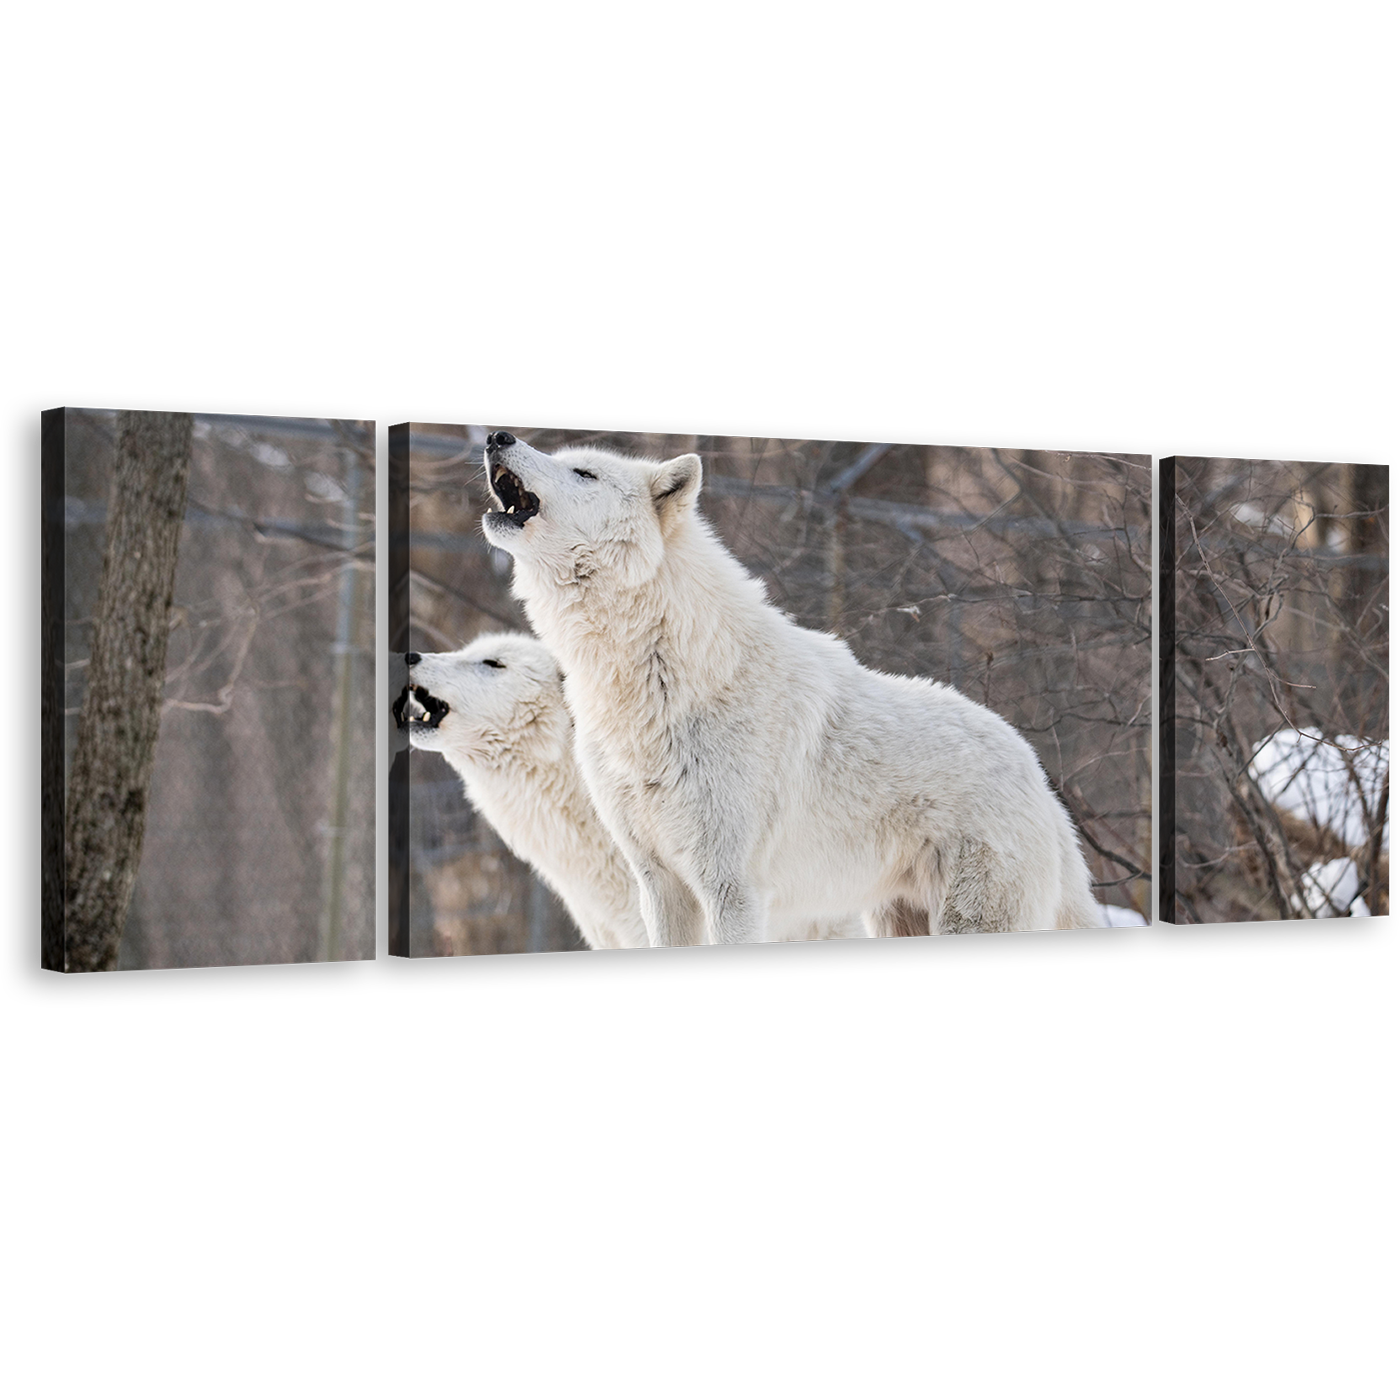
<box><xmin>42</xmin><ymin>409</ymin><xmax>376</xmax><ymax>971</ymax></box>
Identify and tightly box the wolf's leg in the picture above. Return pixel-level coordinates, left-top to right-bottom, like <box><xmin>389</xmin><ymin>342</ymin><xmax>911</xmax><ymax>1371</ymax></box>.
<box><xmin>862</xmin><ymin>906</ymin><xmax>894</xmax><ymax>937</ymax></box>
<box><xmin>634</xmin><ymin>861</ymin><xmax>705</xmax><ymax>948</ymax></box>
<box><xmin>913</xmin><ymin>847</ymin><xmax>952</xmax><ymax>934</ymax></box>
<box><xmin>862</xmin><ymin>900</ymin><xmax>928</xmax><ymax>937</ymax></box>
<box><xmin>862</xmin><ymin>847</ymin><xmax>952</xmax><ymax>936</ymax></box>
<box><xmin>700</xmin><ymin>878</ymin><xmax>767</xmax><ymax>945</ymax></box>
<box><xmin>580</xmin><ymin>768</ymin><xmax>704</xmax><ymax>948</ymax></box>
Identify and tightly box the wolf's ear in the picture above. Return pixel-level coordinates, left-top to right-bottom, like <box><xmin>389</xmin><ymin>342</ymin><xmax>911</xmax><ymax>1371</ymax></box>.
<box><xmin>651</xmin><ymin>453</ymin><xmax>702</xmax><ymax>530</ymax></box>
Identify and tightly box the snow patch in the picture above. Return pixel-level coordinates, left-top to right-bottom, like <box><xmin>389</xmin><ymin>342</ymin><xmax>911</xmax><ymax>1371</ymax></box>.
<box><xmin>1249</xmin><ymin>728</ymin><xmax>1388</xmax><ymax>853</ymax></box>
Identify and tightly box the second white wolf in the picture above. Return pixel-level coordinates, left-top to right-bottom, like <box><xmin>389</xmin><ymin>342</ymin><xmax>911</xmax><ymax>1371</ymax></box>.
<box><xmin>401</xmin><ymin>634</ymin><xmax>862</xmax><ymax>949</ymax></box>
<box><xmin>481</xmin><ymin>431</ymin><xmax>1102</xmax><ymax>945</ymax></box>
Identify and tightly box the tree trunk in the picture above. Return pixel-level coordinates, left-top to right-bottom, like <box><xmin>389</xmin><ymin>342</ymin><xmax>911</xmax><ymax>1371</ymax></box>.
<box><xmin>63</xmin><ymin>411</ymin><xmax>193</xmax><ymax>971</ymax></box>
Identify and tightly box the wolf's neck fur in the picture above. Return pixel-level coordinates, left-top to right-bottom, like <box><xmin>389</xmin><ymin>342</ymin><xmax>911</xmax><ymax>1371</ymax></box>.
<box><xmin>443</xmin><ymin>718</ymin><xmax>646</xmax><ymax>947</ymax></box>
<box><xmin>460</xmin><ymin>739</ymin><xmax>608</xmax><ymax>878</ymax></box>
<box><xmin>519</xmin><ymin>514</ymin><xmax>771</xmax><ymax>730</ymax></box>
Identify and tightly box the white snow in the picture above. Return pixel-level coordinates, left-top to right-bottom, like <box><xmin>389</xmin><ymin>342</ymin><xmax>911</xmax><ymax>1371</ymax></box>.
<box><xmin>1247</xmin><ymin>728</ymin><xmax>1388</xmax><ymax>919</ymax></box>
<box><xmin>1097</xmin><ymin>903</ymin><xmax>1148</xmax><ymax>927</ymax></box>
<box><xmin>251</xmin><ymin>441</ymin><xmax>292</xmax><ymax>469</ymax></box>
<box><xmin>304</xmin><ymin>470</ymin><xmax>347</xmax><ymax>503</ymax></box>
<box><xmin>1296</xmin><ymin>857</ymin><xmax>1370</xmax><ymax>919</ymax></box>
<box><xmin>1249</xmin><ymin>728</ymin><xmax>1389</xmax><ymax>853</ymax></box>
<box><xmin>1230</xmin><ymin>500</ymin><xmax>1294</xmax><ymax>536</ymax></box>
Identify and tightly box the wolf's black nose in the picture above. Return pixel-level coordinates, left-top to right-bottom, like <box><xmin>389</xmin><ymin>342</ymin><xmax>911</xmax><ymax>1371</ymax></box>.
<box><xmin>405</xmin><ymin>652</ymin><xmax>421</xmax><ymax>666</ymax></box>
<box><xmin>486</xmin><ymin>430</ymin><xmax>516</xmax><ymax>449</ymax></box>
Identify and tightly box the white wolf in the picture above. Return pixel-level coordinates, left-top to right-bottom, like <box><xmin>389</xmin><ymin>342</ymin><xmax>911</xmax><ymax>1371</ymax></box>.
<box><xmin>400</xmin><ymin>633</ymin><xmax>862</xmax><ymax>949</ymax></box>
<box><xmin>480</xmin><ymin>431</ymin><xmax>1101</xmax><ymax>946</ymax></box>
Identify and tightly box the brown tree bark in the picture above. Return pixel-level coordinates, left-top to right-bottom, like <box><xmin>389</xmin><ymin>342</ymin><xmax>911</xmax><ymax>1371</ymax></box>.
<box><xmin>63</xmin><ymin>411</ymin><xmax>193</xmax><ymax>971</ymax></box>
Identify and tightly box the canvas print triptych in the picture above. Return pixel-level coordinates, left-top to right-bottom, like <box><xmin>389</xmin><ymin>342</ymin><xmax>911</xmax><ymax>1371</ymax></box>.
<box><xmin>41</xmin><ymin>412</ymin><xmax>1387</xmax><ymax>970</ymax></box>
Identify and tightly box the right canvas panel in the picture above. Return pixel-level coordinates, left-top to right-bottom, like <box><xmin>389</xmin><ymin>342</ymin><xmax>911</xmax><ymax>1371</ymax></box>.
<box><xmin>1161</xmin><ymin>456</ymin><xmax>1389</xmax><ymax>923</ymax></box>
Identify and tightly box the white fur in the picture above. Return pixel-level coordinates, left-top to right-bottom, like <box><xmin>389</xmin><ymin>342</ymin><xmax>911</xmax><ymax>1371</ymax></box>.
<box><xmin>482</xmin><ymin>437</ymin><xmax>1102</xmax><ymax>945</ymax></box>
<box><xmin>404</xmin><ymin>633</ymin><xmax>861</xmax><ymax>949</ymax></box>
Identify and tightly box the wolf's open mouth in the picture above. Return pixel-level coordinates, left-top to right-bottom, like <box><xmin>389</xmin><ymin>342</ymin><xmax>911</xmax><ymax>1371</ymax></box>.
<box><xmin>404</xmin><ymin>684</ymin><xmax>450</xmax><ymax>729</ymax></box>
<box><xmin>488</xmin><ymin>464</ymin><xmax>540</xmax><ymax>525</ymax></box>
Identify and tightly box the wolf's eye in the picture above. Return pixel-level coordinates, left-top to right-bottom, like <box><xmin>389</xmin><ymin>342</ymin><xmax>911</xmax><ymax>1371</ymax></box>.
<box><xmin>481</xmin><ymin>658</ymin><xmax>506</xmax><ymax>670</ymax></box>
<box><xmin>573</xmin><ymin>468</ymin><xmax>597</xmax><ymax>480</ymax></box>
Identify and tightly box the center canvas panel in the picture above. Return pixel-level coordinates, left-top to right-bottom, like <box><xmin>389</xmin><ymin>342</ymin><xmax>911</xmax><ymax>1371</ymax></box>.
<box><xmin>388</xmin><ymin>425</ymin><xmax>1151</xmax><ymax>956</ymax></box>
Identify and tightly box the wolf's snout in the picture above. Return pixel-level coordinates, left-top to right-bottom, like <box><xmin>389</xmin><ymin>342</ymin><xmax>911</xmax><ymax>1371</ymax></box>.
<box><xmin>487</xmin><ymin>459</ymin><xmax>541</xmax><ymax>525</ymax></box>
<box><xmin>408</xmin><ymin>683</ymin><xmax>450</xmax><ymax>729</ymax></box>
<box><xmin>405</xmin><ymin>652</ymin><xmax>421</xmax><ymax>666</ymax></box>
<box><xmin>486</xmin><ymin>430</ymin><xmax>516</xmax><ymax>449</ymax></box>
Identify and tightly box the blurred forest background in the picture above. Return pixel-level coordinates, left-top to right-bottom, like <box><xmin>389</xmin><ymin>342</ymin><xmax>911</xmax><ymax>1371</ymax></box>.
<box><xmin>59</xmin><ymin>411</ymin><xmax>375</xmax><ymax>968</ymax></box>
<box><xmin>399</xmin><ymin>424</ymin><xmax>1152</xmax><ymax>956</ymax></box>
<box><xmin>1164</xmin><ymin>457</ymin><xmax>1388</xmax><ymax>922</ymax></box>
